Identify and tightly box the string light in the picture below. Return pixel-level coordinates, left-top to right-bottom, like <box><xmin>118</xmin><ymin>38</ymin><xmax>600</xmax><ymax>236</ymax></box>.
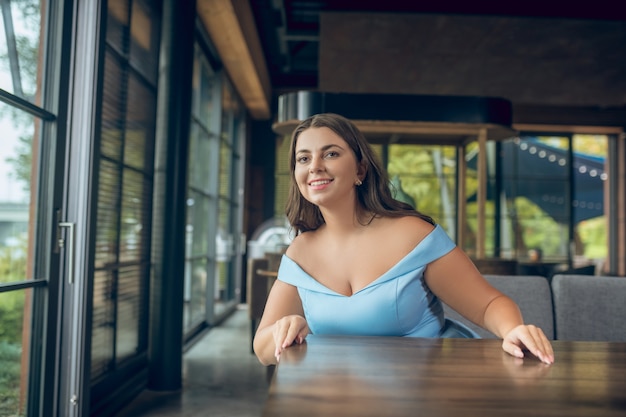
<box><xmin>515</xmin><ymin>140</ymin><xmax>605</xmax><ymax>211</ymax></box>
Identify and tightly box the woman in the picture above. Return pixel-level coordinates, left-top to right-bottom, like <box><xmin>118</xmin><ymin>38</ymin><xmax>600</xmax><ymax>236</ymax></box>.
<box><xmin>253</xmin><ymin>113</ymin><xmax>554</xmax><ymax>366</ymax></box>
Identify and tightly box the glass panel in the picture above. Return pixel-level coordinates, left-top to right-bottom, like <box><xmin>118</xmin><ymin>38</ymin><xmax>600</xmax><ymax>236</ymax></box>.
<box><xmin>90</xmin><ymin>0</ymin><xmax>159</xmax><ymax>405</ymax></box>
<box><xmin>187</xmin><ymin>190</ymin><xmax>210</xmax><ymax>257</ymax></box>
<box><xmin>120</xmin><ymin>168</ymin><xmax>149</xmax><ymax>263</ymax></box>
<box><xmin>185</xmin><ymin>258</ymin><xmax>207</xmax><ymax>331</ymax></box>
<box><xmin>197</xmin><ymin>55</ymin><xmax>217</xmax><ymax>128</ymax></box>
<box><xmin>220</xmin><ymin>83</ymin><xmax>234</xmax><ymax>145</ymax></box>
<box><xmin>124</xmin><ymin>75</ymin><xmax>155</xmax><ymax>170</ymax></box>
<box><xmin>387</xmin><ymin>144</ymin><xmax>457</xmax><ymax>234</ymax></box>
<box><xmin>573</xmin><ymin>134</ymin><xmax>608</xmax><ymax>274</ymax></box>
<box><xmin>184</xmin><ymin>186</ymin><xmax>213</xmax><ymax>333</ymax></box>
<box><xmin>188</xmin><ymin>125</ymin><xmax>213</xmax><ymax>193</ymax></box>
<box><xmin>184</xmin><ymin>48</ymin><xmax>224</xmax><ymax>334</ymax></box>
<box><xmin>217</xmin><ymin>197</ymin><xmax>231</xmax><ymax>257</ymax></box>
<box><xmin>218</xmin><ymin>139</ymin><xmax>232</xmax><ymax>198</ymax></box>
<box><xmin>219</xmin><ymin>80</ymin><xmax>235</xmax><ymax>198</ymax></box>
<box><xmin>107</xmin><ymin>0</ymin><xmax>129</xmax><ymax>53</ymax></box>
<box><xmin>95</xmin><ymin>160</ymin><xmax>120</xmax><ymax>269</ymax></box>
<box><xmin>215</xmin><ymin>197</ymin><xmax>232</xmax><ymax>305</ymax></box>
<box><xmin>504</xmin><ymin>136</ymin><xmax>571</xmax><ymax>261</ymax></box>
<box><xmin>464</xmin><ymin>142</ymin><xmax>479</xmax><ymax>256</ymax></box>
<box><xmin>214</xmin><ymin>259</ymin><xmax>230</xmax><ymax>317</ymax></box>
<box><xmin>116</xmin><ymin>265</ymin><xmax>143</xmax><ymax>362</ymax></box>
<box><xmin>91</xmin><ymin>270</ymin><xmax>115</xmax><ymax>381</ymax></box>
<box><xmin>0</xmin><ymin>0</ymin><xmax>43</xmax><ymax>105</ymax></box>
<box><xmin>129</xmin><ymin>0</ymin><xmax>159</xmax><ymax>84</ymax></box>
<box><xmin>101</xmin><ymin>52</ymin><xmax>124</xmax><ymax>161</ymax></box>
<box><xmin>216</xmin><ymin>78</ymin><xmax>236</xmax><ymax>315</ymax></box>
<box><xmin>274</xmin><ymin>134</ymin><xmax>291</xmax><ymax>218</ymax></box>
<box><xmin>0</xmin><ymin>102</ymin><xmax>36</xmax><ymax>283</ymax></box>
<box><xmin>0</xmin><ymin>288</ymin><xmax>30</xmax><ymax>417</ymax></box>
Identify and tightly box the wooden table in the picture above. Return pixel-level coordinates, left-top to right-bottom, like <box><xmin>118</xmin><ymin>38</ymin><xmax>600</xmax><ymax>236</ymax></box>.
<box><xmin>262</xmin><ymin>335</ymin><xmax>626</xmax><ymax>416</ymax></box>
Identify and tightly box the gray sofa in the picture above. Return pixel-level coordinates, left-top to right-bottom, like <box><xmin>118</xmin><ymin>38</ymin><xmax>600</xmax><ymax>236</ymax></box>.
<box><xmin>443</xmin><ymin>274</ymin><xmax>626</xmax><ymax>342</ymax></box>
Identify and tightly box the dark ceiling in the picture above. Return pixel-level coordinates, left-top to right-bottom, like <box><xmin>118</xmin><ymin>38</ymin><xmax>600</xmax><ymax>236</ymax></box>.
<box><xmin>249</xmin><ymin>1</ymin><xmax>626</xmax><ymax>92</ymax></box>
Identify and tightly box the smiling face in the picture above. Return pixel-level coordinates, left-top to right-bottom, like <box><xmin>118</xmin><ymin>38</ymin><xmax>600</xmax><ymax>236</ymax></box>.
<box><xmin>294</xmin><ymin>126</ymin><xmax>364</xmax><ymax>208</ymax></box>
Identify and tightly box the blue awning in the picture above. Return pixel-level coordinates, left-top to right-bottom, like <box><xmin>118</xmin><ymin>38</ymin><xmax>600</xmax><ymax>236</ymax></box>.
<box><xmin>468</xmin><ymin>138</ymin><xmax>605</xmax><ymax>224</ymax></box>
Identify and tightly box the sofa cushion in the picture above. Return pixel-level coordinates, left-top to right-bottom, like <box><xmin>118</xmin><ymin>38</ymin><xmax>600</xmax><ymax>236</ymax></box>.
<box><xmin>552</xmin><ymin>274</ymin><xmax>626</xmax><ymax>342</ymax></box>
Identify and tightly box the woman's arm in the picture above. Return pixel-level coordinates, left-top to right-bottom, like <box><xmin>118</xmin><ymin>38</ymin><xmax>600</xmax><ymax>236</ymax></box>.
<box><xmin>253</xmin><ymin>280</ymin><xmax>309</xmax><ymax>366</ymax></box>
<box><xmin>425</xmin><ymin>247</ymin><xmax>554</xmax><ymax>364</ymax></box>
<box><xmin>424</xmin><ymin>247</ymin><xmax>515</xmax><ymax>332</ymax></box>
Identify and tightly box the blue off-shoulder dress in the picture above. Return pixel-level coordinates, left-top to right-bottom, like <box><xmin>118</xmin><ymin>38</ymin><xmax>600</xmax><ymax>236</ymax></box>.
<box><xmin>277</xmin><ymin>224</ymin><xmax>478</xmax><ymax>338</ymax></box>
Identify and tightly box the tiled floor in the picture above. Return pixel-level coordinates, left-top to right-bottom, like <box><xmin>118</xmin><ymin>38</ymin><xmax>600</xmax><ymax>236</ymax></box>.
<box><xmin>115</xmin><ymin>305</ymin><xmax>271</xmax><ymax>417</ymax></box>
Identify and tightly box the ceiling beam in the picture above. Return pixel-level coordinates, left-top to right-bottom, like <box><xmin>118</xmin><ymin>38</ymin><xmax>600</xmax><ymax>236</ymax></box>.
<box><xmin>198</xmin><ymin>0</ymin><xmax>271</xmax><ymax>119</ymax></box>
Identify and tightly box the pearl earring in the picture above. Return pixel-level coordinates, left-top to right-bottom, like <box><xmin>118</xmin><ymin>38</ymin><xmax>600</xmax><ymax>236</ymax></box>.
<box><xmin>355</xmin><ymin>179</ymin><xmax>362</xmax><ymax>186</ymax></box>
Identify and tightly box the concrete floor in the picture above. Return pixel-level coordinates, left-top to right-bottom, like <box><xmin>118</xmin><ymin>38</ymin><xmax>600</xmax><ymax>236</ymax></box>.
<box><xmin>114</xmin><ymin>305</ymin><xmax>271</xmax><ymax>417</ymax></box>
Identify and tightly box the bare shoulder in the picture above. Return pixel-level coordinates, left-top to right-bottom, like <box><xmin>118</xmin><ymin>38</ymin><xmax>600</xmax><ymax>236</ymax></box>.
<box><xmin>284</xmin><ymin>229</ymin><xmax>319</xmax><ymax>261</ymax></box>
<box><xmin>380</xmin><ymin>215</ymin><xmax>436</xmax><ymax>245</ymax></box>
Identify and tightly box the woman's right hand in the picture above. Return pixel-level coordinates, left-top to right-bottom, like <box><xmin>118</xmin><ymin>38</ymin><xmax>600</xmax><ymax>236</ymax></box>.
<box><xmin>253</xmin><ymin>280</ymin><xmax>306</xmax><ymax>365</ymax></box>
<box><xmin>272</xmin><ymin>314</ymin><xmax>309</xmax><ymax>362</ymax></box>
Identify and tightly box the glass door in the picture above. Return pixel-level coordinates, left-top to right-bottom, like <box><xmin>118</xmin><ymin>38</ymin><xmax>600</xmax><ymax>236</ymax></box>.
<box><xmin>0</xmin><ymin>1</ymin><xmax>162</xmax><ymax>416</ymax></box>
<box><xmin>0</xmin><ymin>1</ymin><xmax>74</xmax><ymax>416</ymax></box>
<box><xmin>0</xmin><ymin>100</ymin><xmax>55</xmax><ymax>417</ymax></box>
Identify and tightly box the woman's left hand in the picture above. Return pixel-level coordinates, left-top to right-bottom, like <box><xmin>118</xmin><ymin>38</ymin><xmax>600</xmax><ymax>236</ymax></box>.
<box><xmin>502</xmin><ymin>324</ymin><xmax>554</xmax><ymax>364</ymax></box>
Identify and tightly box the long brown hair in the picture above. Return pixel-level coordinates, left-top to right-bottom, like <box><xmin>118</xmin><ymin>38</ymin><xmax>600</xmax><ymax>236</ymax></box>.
<box><xmin>285</xmin><ymin>113</ymin><xmax>434</xmax><ymax>233</ymax></box>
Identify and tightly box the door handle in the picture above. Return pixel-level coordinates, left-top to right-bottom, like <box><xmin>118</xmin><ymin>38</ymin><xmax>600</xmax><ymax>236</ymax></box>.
<box><xmin>58</xmin><ymin>222</ymin><xmax>76</xmax><ymax>284</ymax></box>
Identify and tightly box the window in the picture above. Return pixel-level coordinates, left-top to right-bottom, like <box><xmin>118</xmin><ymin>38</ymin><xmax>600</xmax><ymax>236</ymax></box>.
<box><xmin>184</xmin><ymin>43</ymin><xmax>246</xmax><ymax>337</ymax></box>
<box><xmin>1</xmin><ymin>1</ymin><xmax>54</xmax><ymax>415</ymax></box>
<box><xmin>387</xmin><ymin>144</ymin><xmax>458</xmax><ymax>236</ymax></box>
<box><xmin>184</xmin><ymin>46</ymin><xmax>219</xmax><ymax>334</ymax></box>
<box><xmin>499</xmin><ymin>134</ymin><xmax>609</xmax><ymax>273</ymax></box>
<box><xmin>91</xmin><ymin>0</ymin><xmax>160</xmax><ymax>401</ymax></box>
<box><xmin>273</xmin><ymin>129</ymin><xmax>614</xmax><ymax>275</ymax></box>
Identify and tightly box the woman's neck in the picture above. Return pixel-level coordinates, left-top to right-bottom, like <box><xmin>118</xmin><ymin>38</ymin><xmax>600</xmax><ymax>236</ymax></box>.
<box><xmin>319</xmin><ymin>204</ymin><xmax>375</xmax><ymax>235</ymax></box>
